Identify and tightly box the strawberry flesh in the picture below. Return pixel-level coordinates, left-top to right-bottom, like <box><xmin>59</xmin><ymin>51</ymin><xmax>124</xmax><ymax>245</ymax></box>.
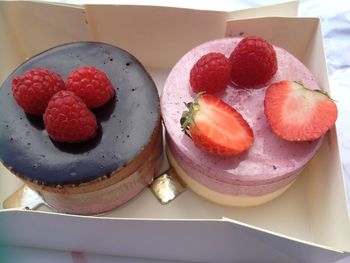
<box><xmin>264</xmin><ymin>81</ymin><xmax>338</xmax><ymax>141</ymax></box>
<box><xmin>181</xmin><ymin>93</ymin><xmax>254</xmax><ymax>155</ymax></box>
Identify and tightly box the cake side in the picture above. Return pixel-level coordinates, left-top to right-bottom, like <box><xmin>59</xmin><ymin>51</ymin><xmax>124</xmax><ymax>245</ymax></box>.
<box><xmin>23</xmin><ymin>120</ymin><xmax>162</xmax><ymax>195</ymax></box>
<box><xmin>166</xmin><ymin>145</ymin><xmax>295</xmax><ymax>207</ymax></box>
<box><xmin>167</xmin><ymin>134</ymin><xmax>302</xmax><ymax>196</ymax></box>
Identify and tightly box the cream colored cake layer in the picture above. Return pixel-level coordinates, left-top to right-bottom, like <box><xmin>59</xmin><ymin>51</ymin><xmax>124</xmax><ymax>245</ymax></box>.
<box><xmin>167</xmin><ymin>146</ymin><xmax>295</xmax><ymax>207</ymax></box>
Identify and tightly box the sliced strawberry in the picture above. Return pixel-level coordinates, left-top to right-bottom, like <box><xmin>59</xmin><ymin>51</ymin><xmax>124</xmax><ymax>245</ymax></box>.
<box><xmin>264</xmin><ymin>81</ymin><xmax>338</xmax><ymax>141</ymax></box>
<box><xmin>181</xmin><ymin>93</ymin><xmax>254</xmax><ymax>155</ymax></box>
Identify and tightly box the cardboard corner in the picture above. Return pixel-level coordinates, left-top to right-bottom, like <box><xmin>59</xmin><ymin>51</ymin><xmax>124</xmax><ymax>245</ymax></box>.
<box><xmin>0</xmin><ymin>1</ymin><xmax>89</xmax><ymax>84</ymax></box>
<box><xmin>227</xmin><ymin>0</ymin><xmax>299</xmax><ymax>20</ymax></box>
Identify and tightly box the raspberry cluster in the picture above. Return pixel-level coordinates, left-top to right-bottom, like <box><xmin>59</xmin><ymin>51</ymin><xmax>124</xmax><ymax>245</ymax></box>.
<box><xmin>189</xmin><ymin>35</ymin><xmax>277</xmax><ymax>94</ymax></box>
<box><xmin>12</xmin><ymin>66</ymin><xmax>115</xmax><ymax>143</ymax></box>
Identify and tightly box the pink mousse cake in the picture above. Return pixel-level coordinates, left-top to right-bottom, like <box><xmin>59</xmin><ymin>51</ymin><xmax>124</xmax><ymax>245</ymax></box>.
<box><xmin>161</xmin><ymin>37</ymin><xmax>323</xmax><ymax>206</ymax></box>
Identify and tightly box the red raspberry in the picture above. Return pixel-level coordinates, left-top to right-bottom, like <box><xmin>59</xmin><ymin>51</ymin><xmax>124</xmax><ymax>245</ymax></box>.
<box><xmin>229</xmin><ymin>36</ymin><xmax>277</xmax><ymax>87</ymax></box>
<box><xmin>190</xmin><ymin>52</ymin><xmax>231</xmax><ymax>94</ymax></box>
<box><xmin>44</xmin><ymin>90</ymin><xmax>97</xmax><ymax>143</ymax></box>
<box><xmin>66</xmin><ymin>66</ymin><xmax>115</xmax><ymax>108</ymax></box>
<box><xmin>12</xmin><ymin>68</ymin><xmax>65</xmax><ymax>115</ymax></box>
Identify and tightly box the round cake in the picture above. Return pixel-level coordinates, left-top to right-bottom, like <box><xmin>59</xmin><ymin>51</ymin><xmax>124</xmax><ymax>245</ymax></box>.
<box><xmin>161</xmin><ymin>37</ymin><xmax>323</xmax><ymax>206</ymax></box>
<box><xmin>0</xmin><ymin>42</ymin><xmax>162</xmax><ymax>215</ymax></box>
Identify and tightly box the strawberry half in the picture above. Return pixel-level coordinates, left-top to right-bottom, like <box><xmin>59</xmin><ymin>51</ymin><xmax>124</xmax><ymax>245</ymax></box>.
<box><xmin>264</xmin><ymin>81</ymin><xmax>338</xmax><ymax>141</ymax></box>
<box><xmin>181</xmin><ymin>93</ymin><xmax>254</xmax><ymax>155</ymax></box>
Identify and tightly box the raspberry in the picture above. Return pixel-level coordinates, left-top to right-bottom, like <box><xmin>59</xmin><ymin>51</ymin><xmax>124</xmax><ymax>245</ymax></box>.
<box><xmin>44</xmin><ymin>90</ymin><xmax>97</xmax><ymax>143</ymax></box>
<box><xmin>190</xmin><ymin>52</ymin><xmax>231</xmax><ymax>94</ymax></box>
<box><xmin>229</xmin><ymin>36</ymin><xmax>277</xmax><ymax>87</ymax></box>
<box><xmin>66</xmin><ymin>66</ymin><xmax>115</xmax><ymax>108</ymax></box>
<box><xmin>12</xmin><ymin>68</ymin><xmax>65</xmax><ymax>115</ymax></box>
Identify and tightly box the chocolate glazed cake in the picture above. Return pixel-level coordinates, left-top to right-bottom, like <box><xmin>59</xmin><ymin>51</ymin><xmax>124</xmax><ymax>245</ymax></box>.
<box><xmin>0</xmin><ymin>42</ymin><xmax>163</xmax><ymax>215</ymax></box>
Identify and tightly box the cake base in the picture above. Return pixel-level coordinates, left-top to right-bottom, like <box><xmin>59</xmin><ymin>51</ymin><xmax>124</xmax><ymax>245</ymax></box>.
<box><xmin>166</xmin><ymin>146</ymin><xmax>295</xmax><ymax>207</ymax></box>
<box><xmin>26</xmin><ymin>122</ymin><xmax>163</xmax><ymax>215</ymax></box>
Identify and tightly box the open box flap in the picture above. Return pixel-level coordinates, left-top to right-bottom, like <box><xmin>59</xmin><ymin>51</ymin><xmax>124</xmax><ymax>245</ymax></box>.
<box><xmin>0</xmin><ymin>1</ymin><xmax>300</xmax><ymax>80</ymax></box>
<box><xmin>0</xmin><ymin>210</ymin><xmax>325</xmax><ymax>263</ymax></box>
<box><xmin>227</xmin><ymin>0</ymin><xmax>298</xmax><ymax>20</ymax></box>
<box><xmin>84</xmin><ymin>4</ymin><xmax>227</xmax><ymax>70</ymax></box>
<box><xmin>0</xmin><ymin>210</ymin><xmax>347</xmax><ymax>263</ymax></box>
<box><xmin>222</xmin><ymin>217</ymin><xmax>346</xmax><ymax>263</ymax></box>
<box><xmin>83</xmin><ymin>1</ymin><xmax>299</xmax><ymax>70</ymax></box>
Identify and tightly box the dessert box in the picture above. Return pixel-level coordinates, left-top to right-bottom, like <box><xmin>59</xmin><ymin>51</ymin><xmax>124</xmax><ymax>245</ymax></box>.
<box><xmin>0</xmin><ymin>1</ymin><xmax>349</xmax><ymax>262</ymax></box>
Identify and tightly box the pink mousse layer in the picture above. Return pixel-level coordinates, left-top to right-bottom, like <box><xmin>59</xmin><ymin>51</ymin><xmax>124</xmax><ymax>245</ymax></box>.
<box><xmin>167</xmin><ymin>135</ymin><xmax>302</xmax><ymax>196</ymax></box>
<box><xmin>161</xmin><ymin>37</ymin><xmax>323</xmax><ymax>196</ymax></box>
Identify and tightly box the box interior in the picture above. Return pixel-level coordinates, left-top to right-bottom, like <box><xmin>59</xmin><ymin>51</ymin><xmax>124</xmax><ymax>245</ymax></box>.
<box><xmin>0</xmin><ymin>1</ymin><xmax>349</xmax><ymax>258</ymax></box>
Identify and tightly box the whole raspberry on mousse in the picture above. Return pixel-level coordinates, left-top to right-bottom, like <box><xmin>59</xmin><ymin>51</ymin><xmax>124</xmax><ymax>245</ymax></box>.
<box><xmin>190</xmin><ymin>52</ymin><xmax>231</xmax><ymax>94</ymax></box>
<box><xmin>12</xmin><ymin>68</ymin><xmax>65</xmax><ymax>115</ymax></box>
<box><xmin>66</xmin><ymin>66</ymin><xmax>115</xmax><ymax>109</ymax></box>
<box><xmin>229</xmin><ymin>36</ymin><xmax>277</xmax><ymax>87</ymax></box>
<box><xmin>44</xmin><ymin>90</ymin><xmax>98</xmax><ymax>143</ymax></box>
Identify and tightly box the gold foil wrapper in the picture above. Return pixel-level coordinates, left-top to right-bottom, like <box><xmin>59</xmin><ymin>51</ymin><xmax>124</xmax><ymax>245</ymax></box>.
<box><xmin>150</xmin><ymin>168</ymin><xmax>185</xmax><ymax>204</ymax></box>
<box><xmin>3</xmin><ymin>185</ymin><xmax>48</xmax><ymax>210</ymax></box>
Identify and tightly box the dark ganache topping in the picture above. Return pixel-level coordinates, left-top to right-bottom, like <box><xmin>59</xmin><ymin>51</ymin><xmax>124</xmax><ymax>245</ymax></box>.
<box><xmin>0</xmin><ymin>42</ymin><xmax>160</xmax><ymax>186</ymax></box>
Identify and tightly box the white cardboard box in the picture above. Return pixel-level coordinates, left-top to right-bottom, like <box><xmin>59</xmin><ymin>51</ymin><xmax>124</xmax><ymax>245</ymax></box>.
<box><xmin>0</xmin><ymin>1</ymin><xmax>349</xmax><ymax>262</ymax></box>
